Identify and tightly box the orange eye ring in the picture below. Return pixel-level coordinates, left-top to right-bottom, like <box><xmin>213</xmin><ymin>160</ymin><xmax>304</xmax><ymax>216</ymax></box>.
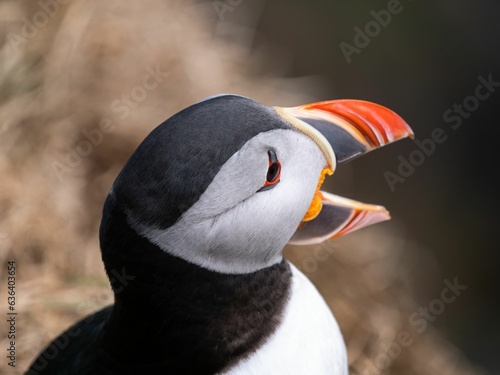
<box><xmin>258</xmin><ymin>150</ymin><xmax>281</xmax><ymax>192</ymax></box>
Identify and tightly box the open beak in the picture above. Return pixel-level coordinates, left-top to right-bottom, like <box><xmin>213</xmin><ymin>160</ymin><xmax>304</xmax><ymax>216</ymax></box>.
<box><xmin>274</xmin><ymin>99</ymin><xmax>414</xmax><ymax>245</ymax></box>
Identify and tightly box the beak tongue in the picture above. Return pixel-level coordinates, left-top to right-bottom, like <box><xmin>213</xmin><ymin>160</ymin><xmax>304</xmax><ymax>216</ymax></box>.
<box><xmin>275</xmin><ymin>99</ymin><xmax>413</xmax><ymax>244</ymax></box>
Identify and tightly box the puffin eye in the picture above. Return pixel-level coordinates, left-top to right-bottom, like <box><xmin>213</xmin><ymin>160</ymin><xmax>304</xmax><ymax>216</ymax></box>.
<box><xmin>258</xmin><ymin>150</ymin><xmax>281</xmax><ymax>192</ymax></box>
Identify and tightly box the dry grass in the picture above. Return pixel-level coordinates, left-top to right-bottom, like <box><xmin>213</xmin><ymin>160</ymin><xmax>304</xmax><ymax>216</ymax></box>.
<box><xmin>0</xmin><ymin>1</ymin><xmax>488</xmax><ymax>374</ymax></box>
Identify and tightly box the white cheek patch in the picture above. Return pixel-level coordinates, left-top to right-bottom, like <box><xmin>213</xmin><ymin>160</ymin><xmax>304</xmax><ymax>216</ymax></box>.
<box><xmin>131</xmin><ymin>129</ymin><xmax>327</xmax><ymax>274</ymax></box>
<box><xmin>187</xmin><ymin>141</ymin><xmax>268</xmax><ymax>222</ymax></box>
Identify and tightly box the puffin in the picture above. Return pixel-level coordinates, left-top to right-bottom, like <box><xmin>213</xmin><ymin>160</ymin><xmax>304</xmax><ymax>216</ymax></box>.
<box><xmin>26</xmin><ymin>94</ymin><xmax>413</xmax><ymax>375</ymax></box>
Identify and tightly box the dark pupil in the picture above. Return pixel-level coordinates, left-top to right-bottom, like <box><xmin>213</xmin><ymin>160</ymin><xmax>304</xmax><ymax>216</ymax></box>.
<box><xmin>267</xmin><ymin>163</ymin><xmax>279</xmax><ymax>182</ymax></box>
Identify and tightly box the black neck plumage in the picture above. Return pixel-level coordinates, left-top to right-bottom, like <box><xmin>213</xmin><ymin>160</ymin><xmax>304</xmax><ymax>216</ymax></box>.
<box><xmin>97</xmin><ymin>200</ymin><xmax>292</xmax><ymax>374</ymax></box>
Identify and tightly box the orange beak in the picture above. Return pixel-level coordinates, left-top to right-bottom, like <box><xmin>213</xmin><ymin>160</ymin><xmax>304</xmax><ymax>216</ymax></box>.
<box><xmin>278</xmin><ymin>99</ymin><xmax>414</xmax><ymax>167</ymax></box>
<box><xmin>275</xmin><ymin>99</ymin><xmax>414</xmax><ymax>244</ymax></box>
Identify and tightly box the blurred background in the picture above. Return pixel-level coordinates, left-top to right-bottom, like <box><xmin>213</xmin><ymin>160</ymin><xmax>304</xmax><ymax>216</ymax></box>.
<box><xmin>0</xmin><ymin>0</ymin><xmax>498</xmax><ymax>373</ymax></box>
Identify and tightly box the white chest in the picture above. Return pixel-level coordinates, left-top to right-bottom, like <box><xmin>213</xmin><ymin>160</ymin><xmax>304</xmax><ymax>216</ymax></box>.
<box><xmin>221</xmin><ymin>263</ymin><xmax>348</xmax><ymax>375</ymax></box>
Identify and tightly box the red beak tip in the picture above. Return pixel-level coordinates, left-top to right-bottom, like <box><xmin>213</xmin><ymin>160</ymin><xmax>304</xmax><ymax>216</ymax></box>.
<box><xmin>300</xmin><ymin>99</ymin><xmax>414</xmax><ymax>148</ymax></box>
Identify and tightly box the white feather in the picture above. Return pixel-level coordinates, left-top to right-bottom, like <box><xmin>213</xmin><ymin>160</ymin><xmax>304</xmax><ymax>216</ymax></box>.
<box><xmin>221</xmin><ymin>263</ymin><xmax>348</xmax><ymax>375</ymax></box>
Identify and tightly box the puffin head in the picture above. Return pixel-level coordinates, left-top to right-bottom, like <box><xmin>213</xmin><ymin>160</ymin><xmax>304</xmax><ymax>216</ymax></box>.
<box><xmin>101</xmin><ymin>94</ymin><xmax>413</xmax><ymax>274</ymax></box>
